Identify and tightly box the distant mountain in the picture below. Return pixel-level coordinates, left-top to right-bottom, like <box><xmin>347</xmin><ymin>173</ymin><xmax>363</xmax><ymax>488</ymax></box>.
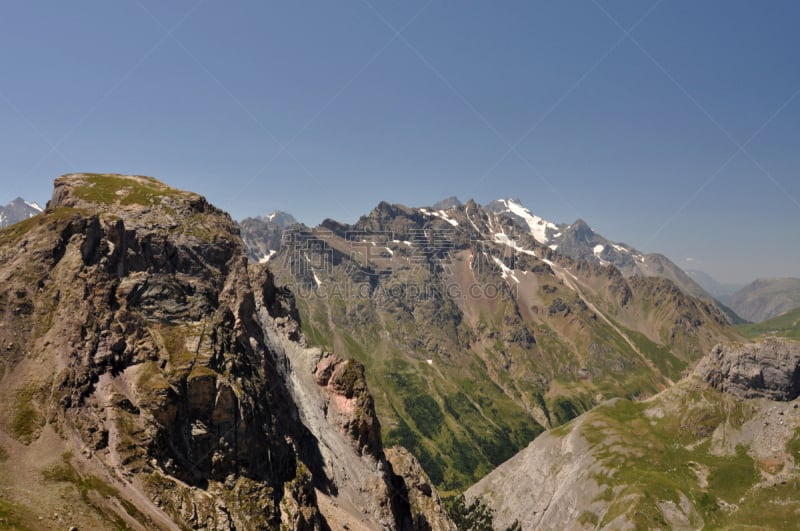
<box><xmin>466</xmin><ymin>338</ymin><xmax>800</xmax><ymax>529</ymax></box>
<box><xmin>729</xmin><ymin>278</ymin><xmax>800</xmax><ymax>322</ymax></box>
<box><xmin>485</xmin><ymin>199</ymin><xmax>741</xmax><ymax>322</ymax></box>
<box><xmin>685</xmin><ymin>269</ymin><xmax>744</xmax><ymax>302</ymax></box>
<box><xmin>243</xmin><ymin>197</ymin><xmax>738</xmax><ymax>492</ymax></box>
<box><xmin>432</xmin><ymin>196</ymin><xmax>462</xmax><ymax>210</ymax></box>
<box><xmin>263</xmin><ymin>209</ymin><xmax>298</xmax><ymax>227</ymax></box>
<box><xmin>238</xmin><ymin>210</ymin><xmax>299</xmax><ymax>263</ymax></box>
<box><xmin>0</xmin><ymin>197</ymin><xmax>43</xmax><ymax>227</ymax></box>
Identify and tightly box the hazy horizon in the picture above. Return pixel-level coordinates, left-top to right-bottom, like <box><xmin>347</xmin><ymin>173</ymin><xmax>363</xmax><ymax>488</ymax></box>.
<box><xmin>1</xmin><ymin>1</ymin><xmax>798</xmax><ymax>284</ymax></box>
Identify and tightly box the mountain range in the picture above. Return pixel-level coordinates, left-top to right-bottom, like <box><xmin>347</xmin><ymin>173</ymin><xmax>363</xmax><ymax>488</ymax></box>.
<box><xmin>241</xmin><ymin>196</ymin><xmax>739</xmax><ymax>494</ymax></box>
<box><xmin>3</xmin><ymin>177</ymin><xmax>798</xmax><ymax>530</ymax></box>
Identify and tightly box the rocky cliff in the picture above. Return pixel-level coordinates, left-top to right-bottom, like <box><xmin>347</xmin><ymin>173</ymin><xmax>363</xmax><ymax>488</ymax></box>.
<box><xmin>695</xmin><ymin>339</ymin><xmax>800</xmax><ymax>401</ymax></box>
<box><xmin>0</xmin><ymin>174</ymin><xmax>451</xmax><ymax>530</ymax></box>
<box><xmin>466</xmin><ymin>338</ymin><xmax>800</xmax><ymax>530</ymax></box>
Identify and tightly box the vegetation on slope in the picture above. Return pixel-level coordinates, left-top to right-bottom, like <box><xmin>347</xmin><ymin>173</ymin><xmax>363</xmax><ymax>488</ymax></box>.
<box><xmin>269</xmin><ymin>204</ymin><xmax>737</xmax><ymax>494</ymax></box>
<box><xmin>737</xmin><ymin>306</ymin><xmax>800</xmax><ymax>339</ymax></box>
<box><xmin>576</xmin><ymin>383</ymin><xmax>800</xmax><ymax>529</ymax></box>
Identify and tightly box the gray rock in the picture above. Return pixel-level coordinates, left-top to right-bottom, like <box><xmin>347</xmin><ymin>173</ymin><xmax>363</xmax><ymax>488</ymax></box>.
<box><xmin>694</xmin><ymin>339</ymin><xmax>800</xmax><ymax>400</ymax></box>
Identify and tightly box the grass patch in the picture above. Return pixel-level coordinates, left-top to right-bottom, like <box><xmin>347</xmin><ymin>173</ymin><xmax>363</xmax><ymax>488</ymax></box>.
<box><xmin>0</xmin><ymin>206</ymin><xmax>83</xmax><ymax>248</ymax></box>
<box><xmin>706</xmin><ymin>445</ymin><xmax>757</xmax><ymax>503</ymax></box>
<box><xmin>42</xmin><ymin>452</ymin><xmax>148</xmax><ymax>529</ymax></box>
<box><xmin>8</xmin><ymin>384</ymin><xmax>45</xmax><ymax>444</ymax></box>
<box><xmin>0</xmin><ymin>499</ymin><xmax>34</xmax><ymax>530</ymax></box>
<box><xmin>580</xmin><ymin>392</ymin><xmax>767</xmax><ymax>529</ymax></box>
<box><xmin>737</xmin><ymin>307</ymin><xmax>800</xmax><ymax>339</ymax></box>
<box><xmin>71</xmin><ymin>174</ymin><xmax>184</xmax><ymax>207</ymax></box>
<box><xmin>188</xmin><ymin>365</ymin><xmax>218</xmax><ymax>381</ymax></box>
<box><xmin>135</xmin><ymin>360</ymin><xmax>172</xmax><ymax>392</ymax></box>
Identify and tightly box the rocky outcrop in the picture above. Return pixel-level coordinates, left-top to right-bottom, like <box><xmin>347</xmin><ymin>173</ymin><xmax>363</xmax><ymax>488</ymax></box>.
<box><xmin>314</xmin><ymin>353</ymin><xmax>382</xmax><ymax>457</ymax></box>
<box><xmin>695</xmin><ymin>339</ymin><xmax>800</xmax><ymax>400</ymax></box>
<box><xmin>385</xmin><ymin>447</ymin><xmax>457</xmax><ymax>531</ymax></box>
<box><xmin>0</xmin><ymin>174</ymin><xmax>452</xmax><ymax>530</ymax></box>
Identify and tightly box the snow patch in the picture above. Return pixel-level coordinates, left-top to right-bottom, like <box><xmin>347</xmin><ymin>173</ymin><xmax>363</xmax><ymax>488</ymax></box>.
<box><xmin>492</xmin><ymin>256</ymin><xmax>520</xmax><ymax>284</ymax></box>
<box><xmin>493</xmin><ymin>232</ymin><xmax>536</xmax><ymax>256</ymax></box>
<box><xmin>431</xmin><ymin>209</ymin><xmax>459</xmax><ymax>226</ymax></box>
<box><xmin>593</xmin><ymin>244</ymin><xmax>606</xmax><ymax>257</ymax></box>
<box><xmin>499</xmin><ymin>198</ymin><xmax>558</xmax><ymax>244</ymax></box>
<box><xmin>258</xmin><ymin>249</ymin><xmax>277</xmax><ymax>264</ymax></box>
<box><xmin>610</xmin><ymin>243</ymin><xmax>628</xmax><ymax>253</ymax></box>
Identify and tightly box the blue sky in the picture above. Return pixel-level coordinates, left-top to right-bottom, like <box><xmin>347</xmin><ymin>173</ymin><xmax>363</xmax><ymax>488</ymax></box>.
<box><xmin>0</xmin><ymin>1</ymin><xmax>798</xmax><ymax>284</ymax></box>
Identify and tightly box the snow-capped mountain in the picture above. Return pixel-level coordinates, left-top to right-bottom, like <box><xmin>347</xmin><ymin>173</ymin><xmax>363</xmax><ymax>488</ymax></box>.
<box><xmin>485</xmin><ymin>198</ymin><xmax>715</xmax><ymax>304</ymax></box>
<box><xmin>0</xmin><ymin>197</ymin><xmax>43</xmax><ymax>228</ymax></box>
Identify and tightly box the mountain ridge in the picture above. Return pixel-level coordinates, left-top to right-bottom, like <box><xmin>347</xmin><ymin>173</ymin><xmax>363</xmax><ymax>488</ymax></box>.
<box><xmin>242</xmin><ymin>196</ymin><xmax>740</xmax><ymax>493</ymax></box>
<box><xmin>728</xmin><ymin>277</ymin><xmax>800</xmax><ymax>323</ymax></box>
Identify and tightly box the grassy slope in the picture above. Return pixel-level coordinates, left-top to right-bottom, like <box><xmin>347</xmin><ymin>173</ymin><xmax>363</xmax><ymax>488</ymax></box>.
<box><xmin>737</xmin><ymin>307</ymin><xmax>800</xmax><ymax>339</ymax></box>
<box><xmin>278</xmin><ymin>236</ymin><xmax>736</xmax><ymax>494</ymax></box>
<box><xmin>568</xmin><ymin>381</ymin><xmax>800</xmax><ymax>529</ymax></box>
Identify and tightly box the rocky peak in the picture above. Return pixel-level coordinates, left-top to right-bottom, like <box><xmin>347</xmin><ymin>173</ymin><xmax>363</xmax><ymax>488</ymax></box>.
<box><xmin>0</xmin><ymin>195</ymin><xmax>43</xmax><ymax>228</ymax></box>
<box><xmin>695</xmin><ymin>339</ymin><xmax>800</xmax><ymax>400</ymax></box>
<box><xmin>0</xmin><ymin>173</ymin><xmax>451</xmax><ymax>530</ymax></box>
<box><xmin>431</xmin><ymin>196</ymin><xmax>462</xmax><ymax>210</ymax></box>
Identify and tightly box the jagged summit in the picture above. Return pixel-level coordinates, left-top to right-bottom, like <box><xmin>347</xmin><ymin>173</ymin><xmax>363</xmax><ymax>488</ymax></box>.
<box><xmin>431</xmin><ymin>196</ymin><xmax>462</xmax><ymax>210</ymax></box>
<box><xmin>262</xmin><ymin>210</ymin><xmax>297</xmax><ymax>227</ymax></box>
<box><xmin>482</xmin><ymin>197</ymin><xmax>729</xmax><ymax>316</ymax></box>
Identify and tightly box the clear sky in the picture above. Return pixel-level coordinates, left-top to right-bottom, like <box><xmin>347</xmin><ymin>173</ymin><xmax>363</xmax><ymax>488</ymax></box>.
<box><xmin>0</xmin><ymin>1</ymin><xmax>798</xmax><ymax>284</ymax></box>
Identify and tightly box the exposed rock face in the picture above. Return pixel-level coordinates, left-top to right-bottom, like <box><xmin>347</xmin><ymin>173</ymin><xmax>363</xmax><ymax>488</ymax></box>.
<box><xmin>0</xmin><ymin>174</ymin><xmax>451</xmax><ymax>530</ymax></box>
<box><xmin>239</xmin><ymin>210</ymin><xmax>299</xmax><ymax>264</ymax></box>
<box><xmin>464</xmin><ymin>412</ymin><xmax>605</xmax><ymax>531</ymax></box>
<box><xmin>695</xmin><ymin>339</ymin><xmax>800</xmax><ymax>400</ymax></box>
<box><xmin>385</xmin><ymin>447</ymin><xmax>456</xmax><ymax>531</ymax></box>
